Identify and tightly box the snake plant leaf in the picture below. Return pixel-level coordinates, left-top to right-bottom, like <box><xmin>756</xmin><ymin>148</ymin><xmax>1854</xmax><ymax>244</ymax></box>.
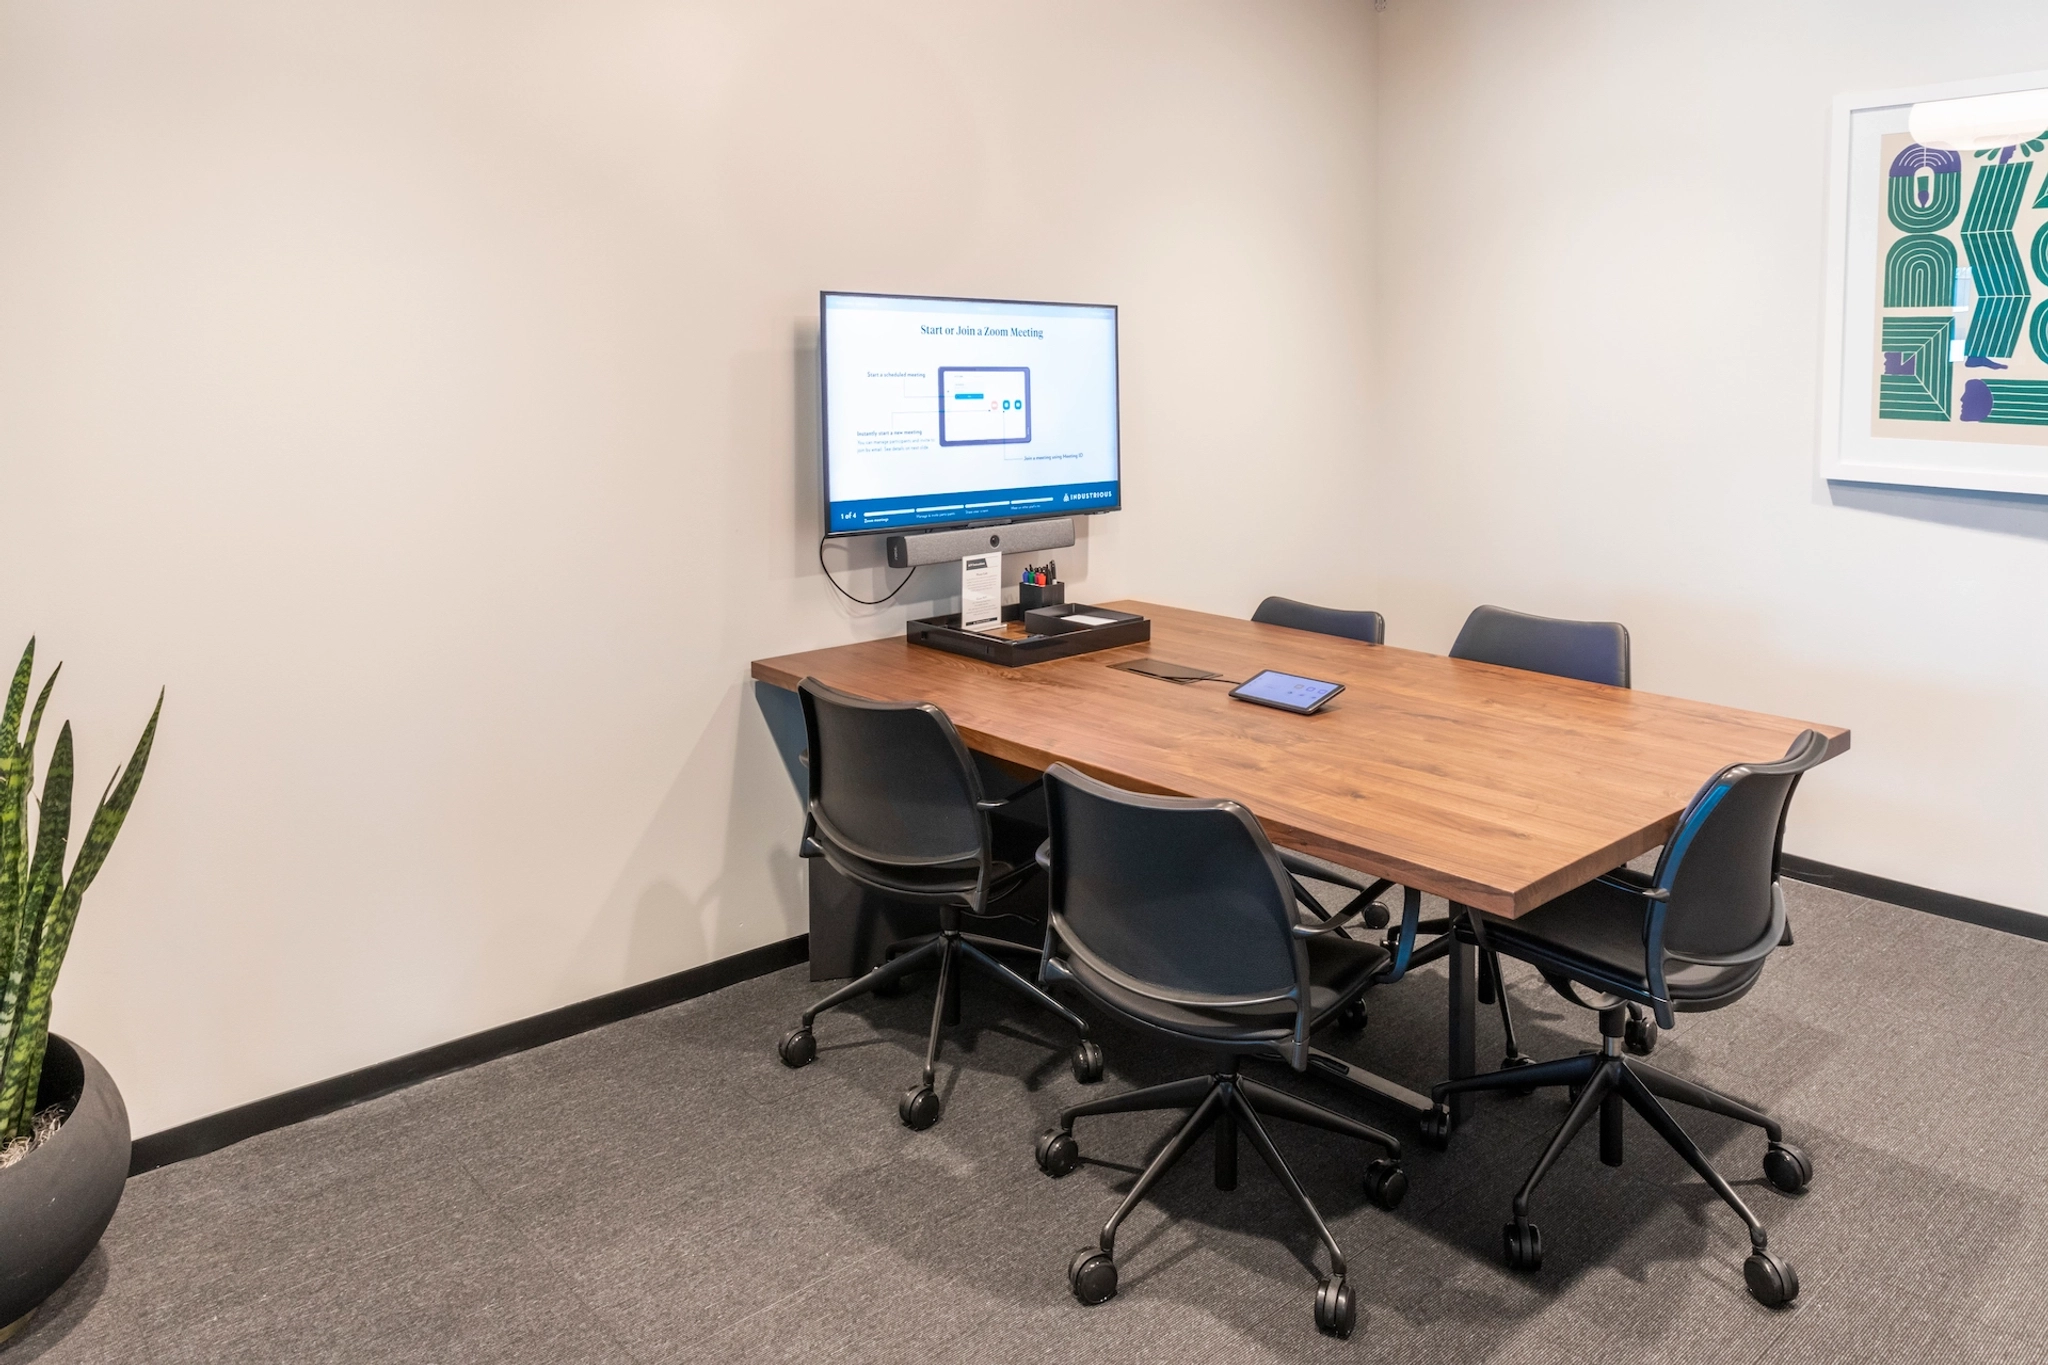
<box><xmin>22</xmin><ymin>664</ymin><xmax>57</xmax><ymax>762</ymax></box>
<box><xmin>0</xmin><ymin>727</ymin><xmax>69</xmax><ymax>1014</ymax></box>
<box><xmin>11</xmin><ymin>666</ymin><xmax>58</xmax><ymax>894</ymax></box>
<box><xmin>0</xmin><ymin>642</ymin><xmax>34</xmax><ymax>993</ymax></box>
<box><xmin>0</xmin><ymin>695</ymin><xmax>159</xmax><ymax>1137</ymax></box>
<box><xmin>54</xmin><ymin>691</ymin><xmax>158</xmax><ymax>908</ymax></box>
<box><xmin>0</xmin><ymin>654</ymin><xmax>55</xmax><ymax>932</ymax></box>
<box><xmin>0</xmin><ymin>723</ymin><xmax>69</xmax><ymax>1140</ymax></box>
<box><xmin>1</xmin><ymin>639</ymin><xmax>31</xmax><ymax>756</ymax></box>
<box><xmin>0</xmin><ymin>662</ymin><xmax>58</xmax><ymax>1131</ymax></box>
<box><xmin>0</xmin><ymin>666</ymin><xmax>58</xmax><ymax>1016</ymax></box>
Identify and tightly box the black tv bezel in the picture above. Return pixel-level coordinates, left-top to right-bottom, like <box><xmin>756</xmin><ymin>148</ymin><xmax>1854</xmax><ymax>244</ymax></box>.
<box><xmin>818</xmin><ymin>289</ymin><xmax>1122</xmax><ymax>540</ymax></box>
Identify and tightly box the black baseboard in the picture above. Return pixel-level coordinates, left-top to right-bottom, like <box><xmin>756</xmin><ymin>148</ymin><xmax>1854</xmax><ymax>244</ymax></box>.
<box><xmin>1780</xmin><ymin>855</ymin><xmax>2046</xmax><ymax>943</ymax></box>
<box><xmin>128</xmin><ymin>933</ymin><xmax>809</xmax><ymax>1177</ymax></box>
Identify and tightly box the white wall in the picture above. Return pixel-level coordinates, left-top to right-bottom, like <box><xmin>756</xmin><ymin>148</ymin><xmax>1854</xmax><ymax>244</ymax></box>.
<box><xmin>0</xmin><ymin>1</ymin><xmax>1379</xmax><ymax>1135</ymax></box>
<box><xmin>1373</xmin><ymin>0</ymin><xmax>2048</xmax><ymax>914</ymax></box>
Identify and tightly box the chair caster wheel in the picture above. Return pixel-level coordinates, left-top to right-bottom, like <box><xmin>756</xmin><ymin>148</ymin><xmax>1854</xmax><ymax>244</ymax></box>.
<box><xmin>1337</xmin><ymin>1000</ymin><xmax>1368</xmax><ymax>1032</ymax></box>
<box><xmin>1363</xmin><ymin>1159</ymin><xmax>1407</xmax><ymax>1211</ymax></box>
<box><xmin>1625</xmin><ymin>1013</ymin><xmax>1659</xmax><ymax>1055</ymax></box>
<box><xmin>777</xmin><ymin>1027</ymin><xmax>815</xmax><ymax>1069</ymax></box>
<box><xmin>1744</xmin><ymin>1248</ymin><xmax>1799</xmax><ymax>1306</ymax></box>
<box><xmin>899</xmin><ymin>1085</ymin><xmax>942</xmax><ymax>1130</ymax></box>
<box><xmin>1071</xmin><ymin>1040</ymin><xmax>1105</xmax><ymax>1084</ymax></box>
<box><xmin>1501</xmin><ymin>1052</ymin><xmax>1536</xmax><ymax>1097</ymax></box>
<box><xmin>1361</xmin><ymin>900</ymin><xmax>1391</xmax><ymax>931</ymax></box>
<box><xmin>1502</xmin><ymin>1220</ymin><xmax>1543</xmax><ymax>1272</ymax></box>
<box><xmin>1068</xmin><ymin>1248</ymin><xmax>1118</xmax><ymax>1305</ymax></box>
<box><xmin>1313</xmin><ymin>1276</ymin><xmax>1357</xmax><ymax>1339</ymax></box>
<box><xmin>1763</xmin><ymin>1142</ymin><xmax>1813</xmax><ymax>1194</ymax></box>
<box><xmin>1036</xmin><ymin>1129</ymin><xmax>1080</xmax><ymax>1178</ymax></box>
<box><xmin>1418</xmin><ymin>1107</ymin><xmax>1452</xmax><ymax>1151</ymax></box>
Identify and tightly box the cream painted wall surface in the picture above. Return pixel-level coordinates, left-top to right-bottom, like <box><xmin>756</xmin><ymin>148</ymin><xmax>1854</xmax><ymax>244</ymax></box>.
<box><xmin>0</xmin><ymin>1</ymin><xmax>1377</xmax><ymax>1134</ymax></box>
<box><xmin>1374</xmin><ymin>0</ymin><xmax>2048</xmax><ymax>913</ymax></box>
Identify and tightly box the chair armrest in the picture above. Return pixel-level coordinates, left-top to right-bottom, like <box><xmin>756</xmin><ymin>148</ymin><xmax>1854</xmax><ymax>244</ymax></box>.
<box><xmin>1276</xmin><ymin>848</ymin><xmax>1392</xmax><ymax>901</ymax></box>
<box><xmin>976</xmin><ymin>774</ymin><xmax>1046</xmax><ymax>812</ymax></box>
<box><xmin>1593</xmin><ymin>872</ymin><xmax>1668</xmax><ymax>901</ymax></box>
<box><xmin>1277</xmin><ymin>847</ymin><xmax>1392</xmax><ymax>933</ymax></box>
<box><xmin>1289</xmin><ymin>880</ymin><xmax>1389</xmax><ymax>932</ymax></box>
<box><xmin>1035</xmin><ymin>838</ymin><xmax>1053</xmax><ymax>875</ymax></box>
<box><xmin>1292</xmin><ymin>900</ymin><xmax>1375</xmax><ymax>939</ymax></box>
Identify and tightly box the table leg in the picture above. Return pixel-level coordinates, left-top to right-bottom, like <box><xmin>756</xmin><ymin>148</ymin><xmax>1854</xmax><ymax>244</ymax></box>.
<box><xmin>1448</xmin><ymin>903</ymin><xmax>1476</xmax><ymax>1123</ymax></box>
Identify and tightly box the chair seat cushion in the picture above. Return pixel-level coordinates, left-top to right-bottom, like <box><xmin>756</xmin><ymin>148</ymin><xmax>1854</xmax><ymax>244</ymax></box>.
<box><xmin>823</xmin><ymin>847</ymin><xmax>1034</xmax><ymax>901</ymax></box>
<box><xmin>1479</xmin><ymin>878</ymin><xmax>1764</xmax><ymax>1010</ymax></box>
<box><xmin>1063</xmin><ymin>933</ymin><xmax>1388</xmax><ymax>1042</ymax></box>
<box><xmin>818</xmin><ymin>809</ymin><xmax>1046</xmax><ymax>905</ymax></box>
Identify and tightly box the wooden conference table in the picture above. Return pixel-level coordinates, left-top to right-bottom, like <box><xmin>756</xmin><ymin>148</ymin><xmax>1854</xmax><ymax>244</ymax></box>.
<box><xmin>751</xmin><ymin>601</ymin><xmax>1849</xmax><ymax>1120</ymax></box>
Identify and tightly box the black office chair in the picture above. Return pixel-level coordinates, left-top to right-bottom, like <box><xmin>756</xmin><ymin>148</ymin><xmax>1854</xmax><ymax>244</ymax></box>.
<box><xmin>1449</xmin><ymin>603</ymin><xmax>1630</xmax><ymax>687</ymax></box>
<box><xmin>1421</xmin><ymin>730</ymin><xmax>1829</xmax><ymax>1307</ymax></box>
<box><xmin>1247</xmin><ymin>595</ymin><xmax>1396</xmax><ymax>962</ymax></box>
<box><xmin>775</xmin><ymin>678</ymin><xmax>1101</xmax><ymax>1130</ymax></box>
<box><xmin>1251</xmin><ymin>595</ymin><xmax>1385</xmax><ymax>645</ymax></box>
<box><xmin>1030</xmin><ymin>764</ymin><xmax>1407</xmax><ymax>1340</ymax></box>
<box><xmin>1439</xmin><ymin>604</ymin><xmax>1634</xmax><ymax>1072</ymax></box>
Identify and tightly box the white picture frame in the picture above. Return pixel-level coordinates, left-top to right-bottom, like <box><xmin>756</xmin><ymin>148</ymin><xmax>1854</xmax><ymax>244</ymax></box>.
<box><xmin>1820</xmin><ymin>69</ymin><xmax>2048</xmax><ymax>496</ymax></box>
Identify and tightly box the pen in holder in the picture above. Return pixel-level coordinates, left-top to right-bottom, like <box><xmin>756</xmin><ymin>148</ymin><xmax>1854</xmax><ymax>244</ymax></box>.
<box><xmin>1018</xmin><ymin>559</ymin><xmax>1065</xmax><ymax>610</ymax></box>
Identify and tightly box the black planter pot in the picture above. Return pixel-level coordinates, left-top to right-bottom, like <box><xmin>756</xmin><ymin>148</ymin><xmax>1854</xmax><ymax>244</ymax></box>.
<box><xmin>0</xmin><ymin>1036</ymin><xmax>130</xmax><ymax>1342</ymax></box>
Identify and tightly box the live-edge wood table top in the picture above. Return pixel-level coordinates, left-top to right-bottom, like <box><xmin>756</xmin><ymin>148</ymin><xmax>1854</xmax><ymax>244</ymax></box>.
<box><xmin>752</xmin><ymin>601</ymin><xmax>1849</xmax><ymax>917</ymax></box>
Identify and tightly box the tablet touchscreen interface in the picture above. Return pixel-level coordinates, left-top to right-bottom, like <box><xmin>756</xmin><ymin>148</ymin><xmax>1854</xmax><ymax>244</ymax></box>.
<box><xmin>1229</xmin><ymin>670</ymin><xmax>1343</xmax><ymax>714</ymax></box>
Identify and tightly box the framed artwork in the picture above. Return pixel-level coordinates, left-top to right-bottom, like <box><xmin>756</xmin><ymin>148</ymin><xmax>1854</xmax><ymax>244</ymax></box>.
<box><xmin>1821</xmin><ymin>70</ymin><xmax>2048</xmax><ymax>496</ymax></box>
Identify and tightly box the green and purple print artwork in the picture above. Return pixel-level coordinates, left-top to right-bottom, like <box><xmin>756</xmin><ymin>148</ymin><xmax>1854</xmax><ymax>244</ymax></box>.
<box><xmin>1873</xmin><ymin>127</ymin><xmax>2048</xmax><ymax>444</ymax></box>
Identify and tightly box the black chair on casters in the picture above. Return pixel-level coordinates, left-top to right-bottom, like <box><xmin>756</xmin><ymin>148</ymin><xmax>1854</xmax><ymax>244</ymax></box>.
<box><xmin>775</xmin><ymin>678</ymin><xmax>1102</xmax><ymax>1130</ymax></box>
<box><xmin>1030</xmin><ymin>763</ymin><xmax>1407</xmax><ymax>1340</ymax></box>
<box><xmin>1442</xmin><ymin>604</ymin><xmax>1635</xmax><ymax>1075</ymax></box>
<box><xmin>1248</xmin><ymin>594</ymin><xmax>1398</xmax><ymax>958</ymax></box>
<box><xmin>1419</xmin><ymin>729</ymin><xmax>1829</xmax><ymax>1307</ymax></box>
<box><xmin>1251</xmin><ymin>595</ymin><xmax>1385</xmax><ymax>645</ymax></box>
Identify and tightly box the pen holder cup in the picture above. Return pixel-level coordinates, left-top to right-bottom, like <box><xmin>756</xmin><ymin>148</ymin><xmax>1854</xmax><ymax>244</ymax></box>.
<box><xmin>1019</xmin><ymin>582</ymin><xmax>1065</xmax><ymax>610</ymax></box>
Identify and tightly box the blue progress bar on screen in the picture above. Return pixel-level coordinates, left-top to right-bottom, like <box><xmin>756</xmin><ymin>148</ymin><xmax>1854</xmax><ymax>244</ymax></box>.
<box><xmin>828</xmin><ymin>479</ymin><xmax>1119</xmax><ymax>531</ymax></box>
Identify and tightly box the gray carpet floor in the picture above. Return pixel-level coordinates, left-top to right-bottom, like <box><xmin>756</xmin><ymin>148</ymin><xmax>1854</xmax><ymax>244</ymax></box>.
<box><xmin>12</xmin><ymin>879</ymin><xmax>2048</xmax><ymax>1363</ymax></box>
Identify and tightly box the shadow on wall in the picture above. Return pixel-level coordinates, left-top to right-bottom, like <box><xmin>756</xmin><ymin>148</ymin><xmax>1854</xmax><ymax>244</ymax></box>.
<box><xmin>754</xmin><ymin>679</ymin><xmax>807</xmax><ymax>799</ymax></box>
<box><xmin>791</xmin><ymin>328</ymin><xmax>829</xmax><ymax>581</ymax></box>
<box><xmin>1827</xmin><ymin>480</ymin><xmax>2048</xmax><ymax>542</ymax></box>
<box><xmin>558</xmin><ymin>680</ymin><xmax>808</xmax><ymax>1000</ymax></box>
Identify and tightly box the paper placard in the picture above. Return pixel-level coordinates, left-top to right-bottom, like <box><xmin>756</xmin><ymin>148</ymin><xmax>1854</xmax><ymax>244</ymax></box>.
<box><xmin>961</xmin><ymin>553</ymin><xmax>1003</xmax><ymax>633</ymax></box>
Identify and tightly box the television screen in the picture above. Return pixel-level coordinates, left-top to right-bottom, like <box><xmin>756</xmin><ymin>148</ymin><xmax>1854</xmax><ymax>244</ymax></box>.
<box><xmin>821</xmin><ymin>292</ymin><xmax>1120</xmax><ymax>537</ymax></box>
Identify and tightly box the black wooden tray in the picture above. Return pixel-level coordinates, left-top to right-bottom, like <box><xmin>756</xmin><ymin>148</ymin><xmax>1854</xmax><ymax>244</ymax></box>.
<box><xmin>905</xmin><ymin>605</ymin><xmax>1149</xmax><ymax>667</ymax></box>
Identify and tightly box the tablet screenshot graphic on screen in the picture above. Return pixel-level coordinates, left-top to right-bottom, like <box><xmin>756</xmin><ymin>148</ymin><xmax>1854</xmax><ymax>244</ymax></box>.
<box><xmin>939</xmin><ymin>367</ymin><xmax>1031</xmax><ymax>446</ymax></box>
<box><xmin>821</xmin><ymin>293</ymin><xmax>1119</xmax><ymax>534</ymax></box>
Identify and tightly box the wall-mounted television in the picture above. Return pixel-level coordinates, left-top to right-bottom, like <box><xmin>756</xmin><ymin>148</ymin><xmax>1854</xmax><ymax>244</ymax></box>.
<box><xmin>820</xmin><ymin>291</ymin><xmax>1120</xmax><ymax>537</ymax></box>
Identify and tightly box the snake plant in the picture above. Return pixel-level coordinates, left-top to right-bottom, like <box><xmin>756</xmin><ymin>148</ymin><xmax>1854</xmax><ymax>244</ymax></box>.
<box><xmin>0</xmin><ymin>640</ymin><xmax>158</xmax><ymax>1145</ymax></box>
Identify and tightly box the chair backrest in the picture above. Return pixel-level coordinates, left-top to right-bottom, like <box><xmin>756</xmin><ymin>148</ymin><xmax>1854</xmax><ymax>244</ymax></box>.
<box><xmin>1652</xmin><ymin>730</ymin><xmax>1828</xmax><ymax>963</ymax></box>
<box><xmin>1043</xmin><ymin>763</ymin><xmax>1304</xmax><ymax>1004</ymax></box>
<box><xmin>1449</xmin><ymin>604</ymin><xmax>1630</xmax><ymax>688</ymax></box>
<box><xmin>798</xmin><ymin>677</ymin><xmax>985</xmax><ymax>867</ymax></box>
<box><xmin>1251</xmin><ymin>596</ymin><xmax>1385</xmax><ymax>646</ymax></box>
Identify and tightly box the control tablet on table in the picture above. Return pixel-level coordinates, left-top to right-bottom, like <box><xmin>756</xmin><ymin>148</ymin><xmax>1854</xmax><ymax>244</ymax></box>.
<box><xmin>1229</xmin><ymin>670</ymin><xmax>1344</xmax><ymax>714</ymax></box>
